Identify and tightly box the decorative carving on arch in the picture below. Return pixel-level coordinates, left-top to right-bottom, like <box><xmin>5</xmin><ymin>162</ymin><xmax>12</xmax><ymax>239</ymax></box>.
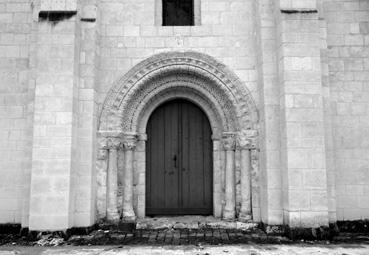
<box><xmin>99</xmin><ymin>51</ymin><xmax>258</xmax><ymax>137</ymax></box>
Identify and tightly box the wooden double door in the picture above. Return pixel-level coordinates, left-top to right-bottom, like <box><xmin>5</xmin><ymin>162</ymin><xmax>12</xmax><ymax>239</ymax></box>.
<box><xmin>146</xmin><ymin>100</ymin><xmax>213</xmax><ymax>215</ymax></box>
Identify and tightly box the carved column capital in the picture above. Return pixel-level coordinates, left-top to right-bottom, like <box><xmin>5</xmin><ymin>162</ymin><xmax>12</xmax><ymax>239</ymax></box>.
<box><xmin>106</xmin><ymin>137</ymin><xmax>122</xmax><ymax>150</ymax></box>
<box><xmin>137</xmin><ymin>133</ymin><xmax>148</xmax><ymax>142</ymax></box>
<box><xmin>97</xmin><ymin>149</ymin><xmax>108</xmax><ymax>160</ymax></box>
<box><xmin>98</xmin><ymin>137</ymin><xmax>109</xmax><ymax>150</ymax></box>
<box><xmin>122</xmin><ymin>134</ymin><xmax>138</xmax><ymax>151</ymax></box>
<box><xmin>237</xmin><ymin>136</ymin><xmax>252</xmax><ymax>150</ymax></box>
<box><xmin>222</xmin><ymin>133</ymin><xmax>237</xmax><ymax>151</ymax></box>
<box><xmin>238</xmin><ymin>129</ymin><xmax>258</xmax><ymax>150</ymax></box>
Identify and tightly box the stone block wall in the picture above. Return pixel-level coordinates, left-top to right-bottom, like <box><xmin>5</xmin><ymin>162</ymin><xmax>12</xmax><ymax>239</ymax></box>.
<box><xmin>0</xmin><ymin>0</ymin><xmax>32</xmax><ymax>224</ymax></box>
<box><xmin>323</xmin><ymin>0</ymin><xmax>369</xmax><ymax>220</ymax></box>
<box><xmin>1</xmin><ymin>0</ymin><xmax>369</xmax><ymax>231</ymax></box>
<box><xmin>96</xmin><ymin>0</ymin><xmax>259</xmax><ymax>104</ymax></box>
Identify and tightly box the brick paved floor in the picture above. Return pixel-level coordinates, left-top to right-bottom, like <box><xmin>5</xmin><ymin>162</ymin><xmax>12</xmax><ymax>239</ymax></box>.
<box><xmin>67</xmin><ymin>228</ymin><xmax>280</xmax><ymax>246</ymax></box>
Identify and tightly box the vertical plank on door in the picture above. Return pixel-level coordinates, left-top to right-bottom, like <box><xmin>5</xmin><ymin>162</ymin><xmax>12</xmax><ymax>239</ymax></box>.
<box><xmin>164</xmin><ymin>102</ymin><xmax>179</xmax><ymax>209</ymax></box>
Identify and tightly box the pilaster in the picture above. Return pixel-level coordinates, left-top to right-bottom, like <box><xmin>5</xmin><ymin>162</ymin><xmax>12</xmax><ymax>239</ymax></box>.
<box><xmin>276</xmin><ymin>0</ymin><xmax>329</xmax><ymax>228</ymax></box>
<box><xmin>255</xmin><ymin>0</ymin><xmax>284</xmax><ymax>226</ymax></box>
<box><xmin>74</xmin><ymin>0</ymin><xmax>99</xmax><ymax>227</ymax></box>
<box><xmin>29</xmin><ymin>0</ymin><xmax>79</xmax><ymax>231</ymax></box>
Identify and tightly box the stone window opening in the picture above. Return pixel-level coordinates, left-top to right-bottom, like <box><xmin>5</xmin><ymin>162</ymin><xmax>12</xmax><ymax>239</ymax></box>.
<box><xmin>156</xmin><ymin>0</ymin><xmax>201</xmax><ymax>26</ymax></box>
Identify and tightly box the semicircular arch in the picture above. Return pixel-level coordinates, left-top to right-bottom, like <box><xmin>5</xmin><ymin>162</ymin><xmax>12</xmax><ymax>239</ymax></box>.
<box><xmin>99</xmin><ymin>51</ymin><xmax>258</xmax><ymax>136</ymax></box>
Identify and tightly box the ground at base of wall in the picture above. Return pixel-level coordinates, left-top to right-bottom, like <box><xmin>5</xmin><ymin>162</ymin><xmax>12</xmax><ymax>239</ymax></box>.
<box><xmin>2</xmin><ymin>227</ymin><xmax>369</xmax><ymax>247</ymax></box>
<box><xmin>1</xmin><ymin>245</ymin><xmax>369</xmax><ymax>255</ymax></box>
<box><xmin>2</xmin><ymin>220</ymin><xmax>369</xmax><ymax>247</ymax></box>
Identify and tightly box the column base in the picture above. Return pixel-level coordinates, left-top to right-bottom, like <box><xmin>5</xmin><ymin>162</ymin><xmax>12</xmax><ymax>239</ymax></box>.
<box><xmin>122</xmin><ymin>209</ymin><xmax>136</xmax><ymax>223</ymax></box>
<box><xmin>223</xmin><ymin>209</ymin><xmax>235</xmax><ymax>220</ymax></box>
<box><xmin>122</xmin><ymin>215</ymin><xmax>136</xmax><ymax>223</ymax></box>
<box><xmin>238</xmin><ymin>213</ymin><xmax>252</xmax><ymax>222</ymax></box>
<box><xmin>106</xmin><ymin>210</ymin><xmax>120</xmax><ymax>222</ymax></box>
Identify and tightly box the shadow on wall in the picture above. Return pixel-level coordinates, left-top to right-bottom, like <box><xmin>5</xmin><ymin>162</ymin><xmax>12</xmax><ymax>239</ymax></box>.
<box><xmin>38</xmin><ymin>11</ymin><xmax>77</xmax><ymax>25</ymax></box>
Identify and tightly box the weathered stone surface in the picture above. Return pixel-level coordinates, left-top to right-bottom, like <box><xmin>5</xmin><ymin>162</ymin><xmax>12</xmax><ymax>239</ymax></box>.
<box><xmin>135</xmin><ymin>216</ymin><xmax>259</xmax><ymax>231</ymax></box>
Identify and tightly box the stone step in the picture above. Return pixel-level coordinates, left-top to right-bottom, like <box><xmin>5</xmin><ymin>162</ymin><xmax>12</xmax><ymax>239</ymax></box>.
<box><xmin>135</xmin><ymin>216</ymin><xmax>259</xmax><ymax>231</ymax></box>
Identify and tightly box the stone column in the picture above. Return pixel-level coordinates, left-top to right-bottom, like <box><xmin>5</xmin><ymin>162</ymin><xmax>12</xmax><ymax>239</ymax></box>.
<box><xmin>212</xmin><ymin>137</ymin><xmax>222</xmax><ymax>218</ymax></box>
<box><xmin>136</xmin><ymin>134</ymin><xmax>147</xmax><ymax>218</ymax></box>
<box><xmin>237</xmin><ymin>135</ymin><xmax>252</xmax><ymax>222</ymax></box>
<box><xmin>96</xmin><ymin>138</ymin><xmax>109</xmax><ymax>218</ymax></box>
<box><xmin>223</xmin><ymin>133</ymin><xmax>237</xmax><ymax>220</ymax></box>
<box><xmin>122</xmin><ymin>134</ymin><xmax>138</xmax><ymax>222</ymax></box>
<box><xmin>106</xmin><ymin>138</ymin><xmax>121</xmax><ymax>221</ymax></box>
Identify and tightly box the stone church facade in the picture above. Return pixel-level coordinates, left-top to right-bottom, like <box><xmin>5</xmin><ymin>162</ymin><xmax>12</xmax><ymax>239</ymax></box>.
<box><xmin>1</xmin><ymin>0</ymin><xmax>369</xmax><ymax>232</ymax></box>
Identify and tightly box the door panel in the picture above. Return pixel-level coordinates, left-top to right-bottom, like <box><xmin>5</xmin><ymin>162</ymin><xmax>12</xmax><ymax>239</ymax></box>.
<box><xmin>146</xmin><ymin>100</ymin><xmax>212</xmax><ymax>215</ymax></box>
<box><xmin>163</xmin><ymin>102</ymin><xmax>179</xmax><ymax>209</ymax></box>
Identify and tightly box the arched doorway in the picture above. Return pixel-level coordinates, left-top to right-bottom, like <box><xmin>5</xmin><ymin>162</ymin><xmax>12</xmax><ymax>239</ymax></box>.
<box><xmin>97</xmin><ymin>51</ymin><xmax>258</xmax><ymax>221</ymax></box>
<box><xmin>146</xmin><ymin>100</ymin><xmax>213</xmax><ymax>215</ymax></box>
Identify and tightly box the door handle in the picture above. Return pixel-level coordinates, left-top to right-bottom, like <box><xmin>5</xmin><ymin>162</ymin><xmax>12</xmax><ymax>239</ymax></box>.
<box><xmin>173</xmin><ymin>155</ymin><xmax>177</xmax><ymax>168</ymax></box>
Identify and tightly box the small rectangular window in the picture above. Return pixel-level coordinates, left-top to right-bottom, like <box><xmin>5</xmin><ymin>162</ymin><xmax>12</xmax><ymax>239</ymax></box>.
<box><xmin>163</xmin><ymin>0</ymin><xmax>194</xmax><ymax>26</ymax></box>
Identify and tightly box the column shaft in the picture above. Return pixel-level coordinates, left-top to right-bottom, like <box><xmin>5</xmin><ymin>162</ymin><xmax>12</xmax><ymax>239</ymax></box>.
<box><xmin>223</xmin><ymin>134</ymin><xmax>236</xmax><ymax>220</ymax></box>
<box><xmin>107</xmin><ymin>144</ymin><xmax>119</xmax><ymax>221</ymax></box>
<box><xmin>239</xmin><ymin>149</ymin><xmax>252</xmax><ymax>221</ymax></box>
<box><xmin>122</xmin><ymin>136</ymin><xmax>137</xmax><ymax>222</ymax></box>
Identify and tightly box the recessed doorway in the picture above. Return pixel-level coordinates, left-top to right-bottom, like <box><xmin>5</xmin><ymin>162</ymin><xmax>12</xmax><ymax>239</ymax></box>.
<box><xmin>146</xmin><ymin>99</ymin><xmax>213</xmax><ymax>215</ymax></box>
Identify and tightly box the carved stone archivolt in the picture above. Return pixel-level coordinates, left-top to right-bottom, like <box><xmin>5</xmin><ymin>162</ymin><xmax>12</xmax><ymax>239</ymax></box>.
<box><xmin>99</xmin><ymin>51</ymin><xmax>258</xmax><ymax>135</ymax></box>
<box><xmin>97</xmin><ymin>51</ymin><xmax>259</xmax><ymax>222</ymax></box>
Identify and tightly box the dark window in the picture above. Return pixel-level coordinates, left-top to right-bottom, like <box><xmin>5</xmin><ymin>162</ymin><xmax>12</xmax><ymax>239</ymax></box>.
<box><xmin>163</xmin><ymin>0</ymin><xmax>194</xmax><ymax>26</ymax></box>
